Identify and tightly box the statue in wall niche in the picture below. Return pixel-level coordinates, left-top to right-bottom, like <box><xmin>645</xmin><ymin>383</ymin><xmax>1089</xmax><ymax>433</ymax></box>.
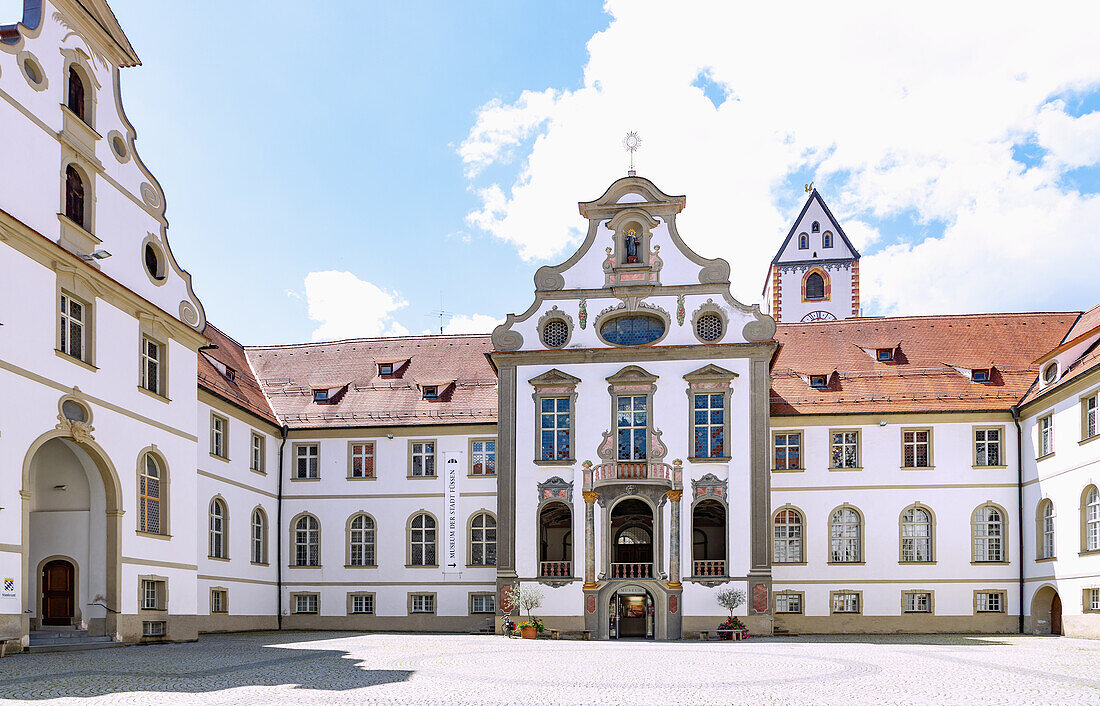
<box><xmin>624</xmin><ymin>227</ymin><xmax>640</xmax><ymax>263</ymax></box>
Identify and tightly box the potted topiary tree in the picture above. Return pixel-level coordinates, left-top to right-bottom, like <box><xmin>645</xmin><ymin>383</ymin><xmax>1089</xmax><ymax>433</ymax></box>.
<box><xmin>715</xmin><ymin>588</ymin><xmax>748</xmax><ymax>640</ymax></box>
<box><xmin>504</xmin><ymin>583</ymin><xmax>545</xmax><ymax>639</ymax></box>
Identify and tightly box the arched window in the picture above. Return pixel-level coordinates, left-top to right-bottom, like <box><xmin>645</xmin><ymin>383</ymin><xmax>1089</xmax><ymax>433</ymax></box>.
<box><xmin>973</xmin><ymin>505</ymin><xmax>1005</xmax><ymax>562</ymax></box>
<box><xmin>1085</xmin><ymin>486</ymin><xmax>1099</xmax><ymax>552</ymax></box>
<box><xmin>774</xmin><ymin>508</ymin><xmax>803</xmax><ymax>563</ymax></box>
<box><xmin>139</xmin><ymin>453</ymin><xmax>162</xmax><ymax>534</ymax></box>
<box><xmin>1038</xmin><ymin>500</ymin><xmax>1055</xmax><ymax>560</ymax></box>
<box><xmin>293</xmin><ymin>514</ymin><xmax>320</xmax><ymax>566</ymax></box>
<box><xmin>830</xmin><ymin>506</ymin><xmax>861</xmax><ymax>563</ymax></box>
<box><xmin>823</xmin><ymin>232</ymin><xmax>833</xmax><ymax>248</ymax></box>
<box><xmin>348</xmin><ymin>513</ymin><xmax>376</xmax><ymax>566</ymax></box>
<box><xmin>805</xmin><ymin>272</ymin><xmax>826</xmax><ymax>300</ymax></box>
<box><xmin>692</xmin><ymin>499</ymin><xmax>727</xmax><ymax>577</ymax></box>
<box><xmin>67</xmin><ymin>66</ymin><xmax>85</xmax><ymax>122</ymax></box>
<box><xmin>798</xmin><ymin>233</ymin><xmax>809</xmax><ymax>249</ymax></box>
<box><xmin>251</xmin><ymin>509</ymin><xmax>267</xmax><ymax>564</ymax></box>
<box><xmin>209</xmin><ymin>498</ymin><xmax>227</xmax><ymax>559</ymax></box>
<box><xmin>812</xmin><ymin>221</ymin><xmax>820</xmax><ymax>233</ymax></box>
<box><xmin>538</xmin><ymin>502</ymin><xmax>572</xmax><ymax>577</ymax></box>
<box><xmin>64</xmin><ymin>165</ymin><xmax>85</xmax><ymax>229</ymax></box>
<box><xmin>900</xmin><ymin>506</ymin><xmax>933</xmax><ymax>562</ymax></box>
<box><xmin>469</xmin><ymin>512</ymin><xmax>496</xmax><ymax>566</ymax></box>
<box><xmin>409</xmin><ymin>513</ymin><xmax>436</xmax><ymax>566</ymax></box>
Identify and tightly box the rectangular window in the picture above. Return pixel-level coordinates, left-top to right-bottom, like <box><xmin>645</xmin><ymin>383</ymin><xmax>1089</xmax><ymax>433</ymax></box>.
<box><xmin>59</xmin><ymin>293</ymin><xmax>86</xmax><ymax>361</ymax></box>
<box><xmin>210</xmin><ymin>414</ymin><xmax>227</xmax><ymax>458</ymax></box>
<box><xmin>830</xmin><ymin>430</ymin><xmax>859</xmax><ymax>469</ymax></box>
<box><xmin>294</xmin><ymin>594</ymin><xmax>319</xmax><ymax>614</ymax></box>
<box><xmin>410</xmin><ymin>594</ymin><xmax>435</xmax><ymax>614</ymax></box>
<box><xmin>250</xmin><ymin>433</ymin><xmax>265</xmax><ymax>473</ymax></box>
<box><xmin>774</xmin><ymin>593</ymin><xmax>802</xmax><ymax>614</ymax></box>
<box><xmin>410</xmin><ymin>442</ymin><xmax>435</xmax><ymax>477</ymax></box>
<box><xmin>350</xmin><ymin>442</ymin><xmax>375</xmax><ymax>478</ymax></box>
<box><xmin>351</xmin><ymin>594</ymin><xmax>374</xmax><ymax>615</ymax></box>
<box><xmin>378</xmin><ymin>363</ymin><xmax>393</xmax><ymax>377</ymax></box>
<box><xmin>1087</xmin><ymin>588</ymin><xmax>1100</xmax><ymax>612</ymax></box>
<box><xmin>976</xmin><ymin>591</ymin><xmax>1004</xmax><ymax>613</ymax></box>
<box><xmin>616</xmin><ymin>395</ymin><xmax>648</xmax><ymax>461</ymax></box>
<box><xmin>773</xmin><ymin>432</ymin><xmax>802</xmax><ymax>470</ymax></box>
<box><xmin>831</xmin><ymin>592</ymin><xmax>860</xmax><ymax>614</ymax></box>
<box><xmin>692</xmin><ymin>393</ymin><xmax>725</xmax><ymax>458</ymax></box>
<box><xmin>422</xmin><ymin>386</ymin><xmax>438</xmax><ymax>400</ymax></box>
<box><xmin>295</xmin><ymin>444</ymin><xmax>319</xmax><ymax>479</ymax></box>
<box><xmin>902</xmin><ymin>429</ymin><xmax>931</xmax><ymax>468</ymax></box>
<box><xmin>142</xmin><ymin>621</ymin><xmax>166</xmax><ymax>637</ymax></box>
<box><xmin>809</xmin><ymin>375</ymin><xmax>828</xmax><ymax>389</ymax></box>
<box><xmin>312</xmin><ymin>389</ymin><xmax>329</xmax><ymax>403</ymax></box>
<box><xmin>974</xmin><ymin>428</ymin><xmax>1002</xmax><ymax>467</ymax></box>
<box><xmin>1038</xmin><ymin>415</ymin><xmax>1054</xmax><ymax>457</ymax></box>
<box><xmin>972</xmin><ymin>368</ymin><xmax>990</xmax><ymax>383</ymax></box>
<box><xmin>471</xmin><ymin>440</ymin><xmax>496</xmax><ymax>476</ymax></box>
<box><xmin>142</xmin><ymin>580</ymin><xmax>160</xmax><ymax>610</ymax></box>
<box><xmin>140</xmin><ymin>336</ymin><xmax>160</xmax><ymax>394</ymax></box>
<box><xmin>210</xmin><ymin>589</ymin><xmax>227</xmax><ymax>614</ymax></box>
<box><xmin>471</xmin><ymin>594</ymin><xmax>496</xmax><ymax>613</ymax></box>
<box><xmin>540</xmin><ymin>397</ymin><xmax>571</xmax><ymax>461</ymax></box>
<box><xmin>903</xmin><ymin>591</ymin><xmax>932</xmax><ymax>613</ymax></box>
<box><xmin>1084</xmin><ymin>395</ymin><xmax>1098</xmax><ymax>440</ymax></box>
<box><xmin>876</xmin><ymin>348</ymin><xmax>893</xmax><ymax>362</ymax></box>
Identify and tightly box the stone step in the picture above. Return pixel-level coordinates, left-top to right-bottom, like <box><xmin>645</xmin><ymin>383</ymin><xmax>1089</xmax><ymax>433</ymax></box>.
<box><xmin>30</xmin><ymin>630</ymin><xmax>90</xmax><ymax>641</ymax></box>
<box><xmin>26</xmin><ymin>637</ymin><xmax>122</xmax><ymax>654</ymax></box>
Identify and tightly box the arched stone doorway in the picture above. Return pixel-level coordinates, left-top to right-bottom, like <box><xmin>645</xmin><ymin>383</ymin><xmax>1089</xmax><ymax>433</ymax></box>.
<box><xmin>22</xmin><ymin>430</ymin><xmax>122</xmax><ymax>639</ymax></box>
<box><xmin>1030</xmin><ymin>585</ymin><xmax>1062</xmax><ymax>636</ymax></box>
<box><xmin>609</xmin><ymin>498</ymin><xmax>655</xmax><ymax>579</ymax></box>
<box><xmin>609</xmin><ymin>584</ymin><xmax>654</xmax><ymax>639</ymax></box>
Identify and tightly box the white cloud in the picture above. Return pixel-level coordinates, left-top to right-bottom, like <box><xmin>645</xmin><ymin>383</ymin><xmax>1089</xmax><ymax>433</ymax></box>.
<box><xmin>459</xmin><ymin>0</ymin><xmax>1100</xmax><ymax>315</ymax></box>
<box><xmin>302</xmin><ymin>271</ymin><xmax>409</xmax><ymax>341</ymax></box>
<box><xmin>443</xmin><ymin>313</ymin><xmax>502</xmax><ymax>335</ymax></box>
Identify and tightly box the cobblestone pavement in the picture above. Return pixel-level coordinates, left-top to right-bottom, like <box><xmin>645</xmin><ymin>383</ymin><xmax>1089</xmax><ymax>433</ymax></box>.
<box><xmin>0</xmin><ymin>632</ymin><xmax>1098</xmax><ymax>705</ymax></box>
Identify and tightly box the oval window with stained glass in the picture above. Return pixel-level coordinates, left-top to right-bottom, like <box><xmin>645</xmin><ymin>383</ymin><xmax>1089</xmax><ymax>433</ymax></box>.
<box><xmin>599</xmin><ymin>315</ymin><xmax>665</xmax><ymax>346</ymax></box>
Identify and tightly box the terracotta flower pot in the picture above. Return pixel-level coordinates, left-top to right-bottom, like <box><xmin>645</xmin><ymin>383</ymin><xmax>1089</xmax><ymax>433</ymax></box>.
<box><xmin>520</xmin><ymin>626</ymin><xmax>537</xmax><ymax>640</ymax></box>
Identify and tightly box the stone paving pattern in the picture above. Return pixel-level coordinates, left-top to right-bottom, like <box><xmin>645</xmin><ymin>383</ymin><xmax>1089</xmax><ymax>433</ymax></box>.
<box><xmin>0</xmin><ymin>632</ymin><xmax>1097</xmax><ymax>704</ymax></box>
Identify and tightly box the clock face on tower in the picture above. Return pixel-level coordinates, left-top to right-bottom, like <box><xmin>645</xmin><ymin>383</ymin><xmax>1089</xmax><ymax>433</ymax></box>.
<box><xmin>802</xmin><ymin>310</ymin><xmax>837</xmax><ymax>322</ymax></box>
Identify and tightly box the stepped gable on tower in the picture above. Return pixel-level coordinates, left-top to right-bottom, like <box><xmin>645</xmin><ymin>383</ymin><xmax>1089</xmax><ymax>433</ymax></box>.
<box><xmin>764</xmin><ymin>189</ymin><xmax>860</xmax><ymax>324</ymax></box>
<box><xmin>770</xmin><ymin>312</ymin><xmax>1080</xmax><ymax>415</ymax></box>
<box><xmin>245</xmin><ymin>334</ymin><xmax>497</xmax><ymax>429</ymax></box>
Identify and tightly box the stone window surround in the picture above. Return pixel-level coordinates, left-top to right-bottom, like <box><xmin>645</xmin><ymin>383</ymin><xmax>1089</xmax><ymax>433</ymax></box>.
<box><xmin>345</xmin><ymin>511</ymin><xmax>377</xmax><ymax>568</ymax></box>
<box><xmin>407</xmin><ymin>439</ymin><xmax>437</xmax><ymax>479</ymax></box>
<box><xmin>406</xmin><ymin>510</ymin><xmax>439</xmax><ymax>568</ymax></box>
<box><xmin>898</xmin><ymin>503</ymin><xmax>936</xmax><ymax>564</ymax></box>
<box><xmin>801</xmin><ymin>267</ymin><xmax>831</xmax><ymax>303</ymax></box>
<box><xmin>537</xmin><ymin>306</ymin><xmax>574</xmax><ymax>349</ymax></box>
<box><xmin>828</xmin><ymin>503</ymin><xmax>865</xmax><ymax>565</ymax></box>
<box><xmin>288</xmin><ymin>512</ymin><xmax>321</xmax><ymax>568</ymax></box>
<box><xmin>900</xmin><ymin>427</ymin><xmax>934</xmax><ymax>470</ymax></box>
<box><xmin>689</xmin><ymin>299</ymin><xmax>729</xmax><ymax>344</ymax></box>
<box><xmin>408</xmin><ymin>592</ymin><xmax>436</xmax><ymax>615</ymax></box>
<box><xmin>600</xmin><ymin>493</ymin><xmax>665</xmax><ymax>583</ymax></box>
<box><xmin>971</xmin><ymin>502</ymin><xmax>1010</xmax><ymax>564</ymax></box>
<box><xmin>250</xmin><ymin>431</ymin><xmax>266</xmax><ymax>474</ymax></box>
<box><xmin>346</xmin><ymin>440</ymin><xmax>376</xmax><ymax>480</ymax></box>
<box><xmin>209</xmin><ymin>411</ymin><xmax>228</xmax><ymax>461</ymax></box>
<box><xmin>535</xmin><ymin>497</ymin><xmax>575</xmax><ymax>580</ymax></box>
<box><xmin>250</xmin><ymin>506</ymin><xmax>268</xmax><ymax>566</ymax></box>
<box><xmin>18</xmin><ymin>50</ymin><xmax>48</xmax><ymax>91</ymax></box>
<box><xmin>291</xmin><ymin>442</ymin><xmax>320</xmax><ymax>481</ymax></box>
<box><xmin>973</xmin><ymin>589</ymin><xmax>1007</xmax><ymax>614</ymax></box>
<box><xmin>901</xmin><ymin>589</ymin><xmax>935</xmax><ymax>614</ymax></box>
<box><xmin>1036</xmin><ymin>413</ymin><xmax>1055</xmax><ymax>459</ymax></box>
<box><xmin>467</xmin><ymin>510</ymin><xmax>497</xmax><ymax>567</ymax></box>
<box><xmin>773</xmin><ymin>590</ymin><xmax>804</xmax><ymax>614</ymax></box>
<box><xmin>469</xmin><ymin>591</ymin><xmax>496</xmax><ymax>615</ymax></box>
<box><xmin>828</xmin><ymin>429</ymin><xmax>862</xmax><ymax>471</ymax></box>
<box><xmin>603</xmin><ymin>365</ymin><xmax>660</xmax><ymax>463</ymax></box>
<box><xmin>347</xmin><ymin>591</ymin><xmax>376</xmax><ymax>615</ymax></box>
<box><xmin>468</xmin><ymin>437</ymin><xmax>497</xmax><ymax>476</ymax></box>
<box><xmin>772</xmin><ymin>429</ymin><xmax>804</xmax><ymax>472</ymax></box>
<box><xmin>972</xmin><ymin>425</ymin><xmax>1008</xmax><ymax>468</ymax></box>
<box><xmin>137</xmin><ymin>575</ymin><xmax>168</xmax><ymax>612</ymax></box>
<box><xmin>830</xmin><ymin>589</ymin><xmax>863</xmax><ymax>615</ymax></box>
<box><xmin>208</xmin><ymin>495</ymin><xmax>228</xmax><ymax>561</ymax></box>
<box><xmin>59</xmin><ymin>160</ymin><xmax>97</xmax><ymax>246</ymax></box>
<box><xmin>1082</xmin><ymin>485</ymin><xmax>1100</xmax><ymax>555</ymax></box>
<box><xmin>209</xmin><ymin>586</ymin><xmax>228</xmax><ymax>614</ymax></box>
<box><xmin>1035</xmin><ymin>497</ymin><xmax>1057</xmax><ymax>562</ymax></box>
<box><xmin>136</xmin><ymin>316</ymin><xmax>171</xmax><ymax>401</ymax></box>
<box><xmin>291</xmin><ymin>591</ymin><xmax>320</xmax><ymax>614</ymax></box>
<box><xmin>1081</xmin><ymin>390</ymin><xmax>1100</xmax><ymax>443</ymax></box>
<box><xmin>57</xmin><ymin>279</ymin><xmax>96</xmax><ymax>369</ymax></box>
<box><xmin>683</xmin><ymin>364</ymin><xmax>736</xmax><ymax>463</ymax></box>
<box><xmin>62</xmin><ymin>52</ymin><xmax>98</xmax><ymax>131</ymax></box>
<box><xmin>529</xmin><ymin>368</ymin><xmax>580</xmax><ymax>465</ymax></box>
<box><xmin>772</xmin><ymin>504</ymin><xmax>806</xmax><ymax>565</ymax></box>
<box><xmin>688</xmin><ymin>494</ymin><xmax>729</xmax><ymax>580</ymax></box>
<box><xmin>135</xmin><ymin>446</ymin><xmax>170</xmax><ymax>538</ymax></box>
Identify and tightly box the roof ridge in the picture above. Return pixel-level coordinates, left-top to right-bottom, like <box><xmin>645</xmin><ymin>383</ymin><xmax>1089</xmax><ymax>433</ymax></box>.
<box><xmin>777</xmin><ymin>311</ymin><xmax>1081</xmax><ymax>326</ymax></box>
<box><xmin>246</xmin><ymin>332</ymin><xmax>494</xmax><ymax>350</ymax></box>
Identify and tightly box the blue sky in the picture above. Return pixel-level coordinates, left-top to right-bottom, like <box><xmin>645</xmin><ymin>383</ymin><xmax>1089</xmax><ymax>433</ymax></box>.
<box><xmin>58</xmin><ymin>3</ymin><xmax>1100</xmax><ymax>340</ymax></box>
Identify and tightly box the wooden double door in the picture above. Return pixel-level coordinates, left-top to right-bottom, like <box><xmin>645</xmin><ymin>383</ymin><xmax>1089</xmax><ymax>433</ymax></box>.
<box><xmin>41</xmin><ymin>560</ymin><xmax>75</xmax><ymax>626</ymax></box>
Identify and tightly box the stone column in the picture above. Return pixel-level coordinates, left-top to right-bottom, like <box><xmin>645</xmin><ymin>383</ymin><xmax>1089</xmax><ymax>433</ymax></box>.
<box><xmin>582</xmin><ymin>491</ymin><xmax>599</xmax><ymax>588</ymax></box>
<box><xmin>666</xmin><ymin>489</ymin><xmax>682</xmax><ymax>589</ymax></box>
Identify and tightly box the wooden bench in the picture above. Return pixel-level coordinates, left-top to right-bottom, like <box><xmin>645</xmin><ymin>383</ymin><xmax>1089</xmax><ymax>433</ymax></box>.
<box><xmin>580</xmin><ymin>630</ymin><xmax>593</xmax><ymax>641</ymax></box>
<box><xmin>549</xmin><ymin>629</ymin><xmax>560</xmax><ymax>640</ymax></box>
<box><xmin>698</xmin><ymin>631</ymin><xmax>711</xmax><ymax>641</ymax></box>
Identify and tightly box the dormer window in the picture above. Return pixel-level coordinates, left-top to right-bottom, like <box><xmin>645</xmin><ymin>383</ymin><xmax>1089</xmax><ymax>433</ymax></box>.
<box><xmin>810</xmin><ymin>375</ymin><xmax>828</xmax><ymax>389</ymax></box>
<box><xmin>312</xmin><ymin>389</ymin><xmax>329</xmax><ymax>404</ymax></box>
<box><xmin>811</xmin><ymin>221</ymin><xmax>820</xmax><ymax>233</ymax></box>
<box><xmin>225</xmin><ymin>367</ymin><xmax>236</xmax><ymax>383</ymax></box>
<box><xmin>422</xmin><ymin>386</ymin><xmax>438</xmax><ymax>400</ymax></box>
<box><xmin>972</xmin><ymin>368</ymin><xmax>990</xmax><ymax>383</ymax></box>
<box><xmin>823</xmin><ymin>232</ymin><xmax>833</xmax><ymax>248</ymax></box>
<box><xmin>378</xmin><ymin>363</ymin><xmax>393</xmax><ymax>377</ymax></box>
<box><xmin>1042</xmin><ymin>362</ymin><xmax>1058</xmax><ymax>385</ymax></box>
<box><xmin>876</xmin><ymin>348</ymin><xmax>894</xmax><ymax>362</ymax></box>
<box><xmin>798</xmin><ymin>233</ymin><xmax>809</xmax><ymax>249</ymax></box>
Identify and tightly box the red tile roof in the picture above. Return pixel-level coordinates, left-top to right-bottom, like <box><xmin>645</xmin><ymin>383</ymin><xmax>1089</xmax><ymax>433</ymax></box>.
<box><xmin>197</xmin><ymin>324</ymin><xmax>278</xmax><ymax>425</ymax></box>
<box><xmin>244</xmin><ymin>334</ymin><xmax>497</xmax><ymax>429</ymax></box>
<box><xmin>771</xmin><ymin>312</ymin><xmax>1080</xmax><ymax>415</ymax></box>
<box><xmin>1021</xmin><ymin>303</ymin><xmax>1100</xmax><ymax>406</ymax></box>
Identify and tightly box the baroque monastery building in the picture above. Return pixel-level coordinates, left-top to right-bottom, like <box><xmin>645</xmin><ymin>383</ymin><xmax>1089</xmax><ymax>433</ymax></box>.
<box><xmin>0</xmin><ymin>0</ymin><xmax>1097</xmax><ymax>650</ymax></box>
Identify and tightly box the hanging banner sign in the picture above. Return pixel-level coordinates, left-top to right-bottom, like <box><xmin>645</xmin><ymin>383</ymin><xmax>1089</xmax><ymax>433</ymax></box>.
<box><xmin>443</xmin><ymin>452</ymin><xmax>462</xmax><ymax>577</ymax></box>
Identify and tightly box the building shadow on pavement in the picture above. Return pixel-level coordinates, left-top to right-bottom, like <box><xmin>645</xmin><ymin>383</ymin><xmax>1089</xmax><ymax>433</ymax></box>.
<box><xmin>0</xmin><ymin>631</ymin><xmax>414</xmax><ymax>700</ymax></box>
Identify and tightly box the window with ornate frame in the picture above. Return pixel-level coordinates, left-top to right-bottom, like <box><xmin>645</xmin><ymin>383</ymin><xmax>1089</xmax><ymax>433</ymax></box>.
<box><xmin>829</xmin><ymin>505</ymin><xmax>863</xmax><ymax>563</ymax></box>
<box><xmin>684</xmin><ymin>364</ymin><xmax>735</xmax><ymax>461</ymax></box>
<box><xmin>773</xmin><ymin>507</ymin><xmax>804</xmax><ymax>564</ymax></box>
<box><xmin>802</xmin><ymin>268</ymin><xmax>830</xmax><ymax>302</ymax></box>
<box><xmin>902</xmin><ymin>590</ymin><xmax>933</xmax><ymax>613</ymax></box>
<box><xmin>831</xmin><ymin>590</ymin><xmax>861</xmax><ymax>614</ymax></box>
<box><xmin>900</xmin><ymin>505</ymin><xmax>934</xmax><ymax>563</ymax></box>
<box><xmin>822</xmin><ymin>231</ymin><xmax>833</xmax><ymax>248</ymax></box>
<box><xmin>798</xmin><ymin>233</ymin><xmax>809</xmax><ymax>249</ymax></box>
<box><xmin>972</xmin><ymin>504</ymin><xmax>1007</xmax><ymax>563</ymax></box>
<box><xmin>409</xmin><ymin>593</ymin><xmax>435</xmax><ymax>614</ymax></box>
<box><xmin>773</xmin><ymin>431</ymin><xmax>803</xmax><ymax>471</ymax></box>
<box><xmin>530</xmin><ymin>369</ymin><xmax>580</xmax><ymax>464</ymax></box>
<box><xmin>347</xmin><ymin>513</ymin><xmax>376</xmax><ymax>567</ymax></box>
<box><xmin>774</xmin><ymin>591</ymin><xmax>803</xmax><ymax>614</ymax></box>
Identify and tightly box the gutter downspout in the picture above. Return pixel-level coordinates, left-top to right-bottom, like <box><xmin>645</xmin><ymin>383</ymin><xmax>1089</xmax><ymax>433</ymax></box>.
<box><xmin>1011</xmin><ymin>405</ymin><xmax>1024</xmax><ymax>634</ymax></box>
<box><xmin>276</xmin><ymin>424</ymin><xmax>288</xmax><ymax>630</ymax></box>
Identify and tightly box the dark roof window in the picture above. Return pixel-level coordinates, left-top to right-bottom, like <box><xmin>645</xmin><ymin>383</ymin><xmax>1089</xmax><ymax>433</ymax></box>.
<box><xmin>876</xmin><ymin>348</ymin><xmax>894</xmax><ymax>362</ymax></box>
<box><xmin>972</xmin><ymin>368</ymin><xmax>990</xmax><ymax>383</ymax></box>
<box><xmin>378</xmin><ymin>363</ymin><xmax>393</xmax><ymax>377</ymax></box>
<box><xmin>312</xmin><ymin>389</ymin><xmax>329</xmax><ymax>403</ymax></box>
<box><xmin>422</xmin><ymin>386</ymin><xmax>438</xmax><ymax>400</ymax></box>
<box><xmin>809</xmin><ymin>375</ymin><xmax>828</xmax><ymax>389</ymax></box>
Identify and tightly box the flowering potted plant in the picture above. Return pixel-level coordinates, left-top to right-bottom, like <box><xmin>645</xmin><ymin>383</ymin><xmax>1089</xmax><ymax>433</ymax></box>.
<box><xmin>518</xmin><ymin>617</ymin><xmax>545</xmax><ymax>640</ymax></box>
<box><xmin>501</xmin><ymin>583</ymin><xmax>545</xmax><ymax>640</ymax></box>
<box><xmin>715</xmin><ymin>587</ymin><xmax>748</xmax><ymax>640</ymax></box>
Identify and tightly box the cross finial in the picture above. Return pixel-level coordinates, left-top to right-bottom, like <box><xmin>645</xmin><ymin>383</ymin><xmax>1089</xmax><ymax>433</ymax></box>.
<box><xmin>804</xmin><ymin>182</ymin><xmax>814</xmax><ymax>193</ymax></box>
<box><xmin>622</xmin><ymin>132</ymin><xmax>641</xmax><ymax>176</ymax></box>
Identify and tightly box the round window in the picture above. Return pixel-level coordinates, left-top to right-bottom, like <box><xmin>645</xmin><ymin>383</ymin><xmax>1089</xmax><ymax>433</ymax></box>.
<box><xmin>23</xmin><ymin>58</ymin><xmax>40</xmax><ymax>84</ymax></box>
<box><xmin>145</xmin><ymin>243</ymin><xmax>164</xmax><ymax>280</ymax></box>
<box><xmin>695</xmin><ymin>313</ymin><xmax>723</xmax><ymax>342</ymax></box>
<box><xmin>542</xmin><ymin>319</ymin><xmax>568</xmax><ymax>348</ymax></box>
<box><xmin>61</xmin><ymin>400</ymin><xmax>87</xmax><ymax>423</ymax></box>
<box><xmin>599</xmin><ymin>314</ymin><xmax>665</xmax><ymax>346</ymax></box>
<box><xmin>1042</xmin><ymin>363</ymin><xmax>1058</xmax><ymax>384</ymax></box>
<box><xmin>112</xmin><ymin>135</ymin><xmax>128</xmax><ymax>159</ymax></box>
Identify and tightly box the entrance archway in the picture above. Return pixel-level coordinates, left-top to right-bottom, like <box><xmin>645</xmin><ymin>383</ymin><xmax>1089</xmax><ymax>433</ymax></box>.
<box><xmin>609</xmin><ymin>498</ymin><xmax>655</xmax><ymax>579</ymax></box>
<box><xmin>1030</xmin><ymin>585</ymin><xmax>1062</xmax><ymax>635</ymax></box>
<box><xmin>22</xmin><ymin>429</ymin><xmax>122</xmax><ymax>638</ymax></box>
<box><xmin>609</xmin><ymin>584</ymin><xmax>654</xmax><ymax>639</ymax></box>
